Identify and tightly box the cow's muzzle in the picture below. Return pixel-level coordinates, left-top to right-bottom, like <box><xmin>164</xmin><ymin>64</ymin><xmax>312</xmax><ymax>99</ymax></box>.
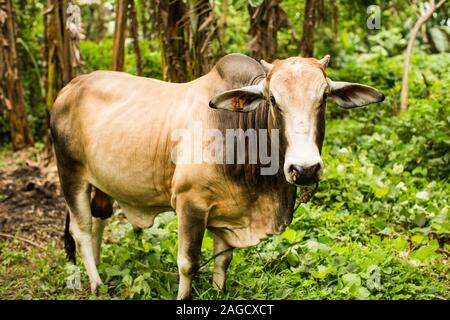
<box><xmin>288</xmin><ymin>163</ymin><xmax>322</xmax><ymax>186</ymax></box>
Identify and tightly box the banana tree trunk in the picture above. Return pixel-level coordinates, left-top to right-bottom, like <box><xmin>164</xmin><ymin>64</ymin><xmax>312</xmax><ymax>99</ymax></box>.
<box><xmin>300</xmin><ymin>0</ymin><xmax>316</xmax><ymax>57</ymax></box>
<box><xmin>43</xmin><ymin>0</ymin><xmax>82</xmax><ymax>154</ymax></box>
<box><xmin>151</xmin><ymin>0</ymin><xmax>215</xmax><ymax>82</ymax></box>
<box><xmin>247</xmin><ymin>0</ymin><xmax>288</xmax><ymax>61</ymax></box>
<box><xmin>112</xmin><ymin>0</ymin><xmax>129</xmax><ymax>71</ymax></box>
<box><xmin>0</xmin><ymin>0</ymin><xmax>33</xmax><ymax>151</ymax></box>
<box><xmin>129</xmin><ymin>0</ymin><xmax>143</xmax><ymax>76</ymax></box>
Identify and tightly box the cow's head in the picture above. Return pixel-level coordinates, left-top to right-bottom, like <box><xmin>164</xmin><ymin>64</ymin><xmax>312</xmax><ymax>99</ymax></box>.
<box><xmin>209</xmin><ymin>55</ymin><xmax>385</xmax><ymax>186</ymax></box>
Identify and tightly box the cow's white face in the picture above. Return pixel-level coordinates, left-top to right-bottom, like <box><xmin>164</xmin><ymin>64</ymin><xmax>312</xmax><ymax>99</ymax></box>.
<box><xmin>266</xmin><ymin>57</ymin><xmax>328</xmax><ymax>185</ymax></box>
<box><xmin>209</xmin><ymin>55</ymin><xmax>385</xmax><ymax>186</ymax></box>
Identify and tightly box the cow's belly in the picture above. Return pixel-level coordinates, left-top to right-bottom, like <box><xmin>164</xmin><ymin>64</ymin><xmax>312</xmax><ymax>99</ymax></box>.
<box><xmin>116</xmin><ymin>202</ymin><xmax>172</xmax><ymax>229</ymax></box>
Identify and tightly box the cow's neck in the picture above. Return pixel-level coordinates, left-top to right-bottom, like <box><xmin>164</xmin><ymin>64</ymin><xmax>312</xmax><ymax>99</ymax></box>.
<box><xmin>217</xmin><ymin>96</ymin><xmax>296</xmax><ymax>208</ymax></box>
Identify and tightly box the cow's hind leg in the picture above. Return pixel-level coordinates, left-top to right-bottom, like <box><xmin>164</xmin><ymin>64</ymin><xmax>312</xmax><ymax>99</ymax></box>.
<box><xmin>176</xmin><ymin>201</ymin><xmax>207</xmax><ymax>300</ymax></box>
<box><xmin>91</xmin><ymin>188</ymin><xmax>113</xmax><ymax>265</ymax></box>
<box><xmin>213</xmin><ymin>235</ymin><xmax>233</xmax><ymax>292</ymax></box>
<box><xmin>59</xmin><ymin>169</ymin><xmax>102</xmax><ymax>293</ymax></box>
<box><xmin>92</xmin><ymin>218</ymin><xmax>108</xmax><ymax>266</ymax></box>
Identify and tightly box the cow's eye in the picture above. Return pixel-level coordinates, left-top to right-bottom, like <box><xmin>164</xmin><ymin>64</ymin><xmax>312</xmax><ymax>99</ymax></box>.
<box><xmin>270</xmin><ymin>95</ymin><xmax>276</xmax><ymax>106</ymax></box>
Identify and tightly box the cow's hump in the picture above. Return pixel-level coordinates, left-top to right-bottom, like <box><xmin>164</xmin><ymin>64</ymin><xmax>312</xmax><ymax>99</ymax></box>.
<box><xmin>214</xmin><ymin>54</ymin><xmax>265</xmax><ymax>90</ymax></box>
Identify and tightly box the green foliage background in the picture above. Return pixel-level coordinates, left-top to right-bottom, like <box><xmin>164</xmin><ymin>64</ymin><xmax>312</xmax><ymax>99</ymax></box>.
<box><xmin>0</xmin><ymin>0</ymin><xmax>449</xmax><ymax>299</ymax></box>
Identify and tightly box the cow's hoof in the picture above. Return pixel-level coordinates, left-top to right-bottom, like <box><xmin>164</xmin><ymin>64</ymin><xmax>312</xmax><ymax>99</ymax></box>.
<box><xmin>177</xmin><ymin>292</ymin><xmax>192</xmax><ymax>300</ymax></box>
<box><xmin>213</xmin><ymin>283</ymin><xmax>226</xmax><ymax>293</ymax></box>
<box><xmin>90</xmin><ymin>282</ymin><xmax>102</xmax><ymax>295</ymax></box>
<box><xmin>213</xmin><ymin>274</ymin><xmax>227</xmax><ymax>292</ymax></box>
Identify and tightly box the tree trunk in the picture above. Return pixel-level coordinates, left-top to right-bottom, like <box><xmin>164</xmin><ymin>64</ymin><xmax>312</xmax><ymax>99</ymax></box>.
<box><xmin>150</xmin><ymin>0</ymin><xmax>216</xmax><ymax>82</ymax></box>
<box><xmin>217</xmin><ymin>0</ymin><xmax>228</xmax><ymax>55</ymax></box>
<box><xmin>112</xmin><ymin>0</ymin><xmax>129</xmax><ymax>71</ymax></box>
<box><xmin>300</xmin><ymin>0</ymin><xmax>317</xmax><ymax>57</ymax></box>
<box><xmin>148</xmin><ymin>0</ymin><xmax>159</xmax><ymax>44</ymax></box>
<box><xmin>0</xmin><ymin>0</ymin><xmax>33</xmax><ymax>150</ymax></box>
<box><xmin>140</xmin><ymin>0</ymin><xmax>149</xmax><ymax>39</ymax></box>
<box><xmin>129</xmin><ymin>0</ymin><xmax>143</xmax><ymax>76</ymax></box>
<box><xmin>247</xmin><ymin>0</ymin><xmax>288</xmax><ymax>61</ymax></box>
<box><xmin>43</xmin><ymin>0</ymin><xmax>82</xmax><ymax>155</ymax></box>
<box><xmin>85</xmin><ymin>3</ymin><xmax>107</xmax><ymax>41</ymax></box>
<box><xmin>186</xmin><ymin>0</ymin><xmax>215</xmax><ymax>79</ymax></box>
<box><xmin>332</xmin><ymin>0</ymin><xmax>338</xmax><ymax>36</ymax></box>
<box><xmin>95</xmin><ymin>3</ymin><xmax>107</xmax><ymax>41</ymax></box>
<box><xmin>44</xmin><ymin>0</ymin><xmax>80</xmax><ymax>106</ymax></box>
<box><xmin>150</xmin><ymin>0</ymin><xmax>185</xmax><ymax>82</ymax></box>
<box><xmin>400</xmin><ymin>0</ymin><xmax>446</xmax><ymax>112</ymax></box>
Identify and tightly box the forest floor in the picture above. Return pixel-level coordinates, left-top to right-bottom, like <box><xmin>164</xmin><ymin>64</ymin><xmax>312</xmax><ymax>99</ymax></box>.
<box><xmin>0</xmin><ymin>148</ymin><xmax>65</xmax><ymax>245</ymax></box>
<box><xmin>0</xmin><ymin>148</ymin><xmax>74</xmax><ymax>299</ymax></box>
<box><xmin>0</xmin><ymin>148</ymin><xmax>127</xmax><ymax>299</ymax></box>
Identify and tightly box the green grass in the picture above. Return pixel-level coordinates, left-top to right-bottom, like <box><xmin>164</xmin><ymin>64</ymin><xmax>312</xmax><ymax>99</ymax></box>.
<box><xmin>0</xmin><ymin>207</ymin><xmax>448</xmax><ymax>300</ymax></box>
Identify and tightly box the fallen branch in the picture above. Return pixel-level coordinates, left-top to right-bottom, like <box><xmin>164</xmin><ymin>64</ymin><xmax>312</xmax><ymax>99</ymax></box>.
<box><xmin>0</xmin><ymin>232</ymin><xmax>45</xmax><ymax>250</ymax></box>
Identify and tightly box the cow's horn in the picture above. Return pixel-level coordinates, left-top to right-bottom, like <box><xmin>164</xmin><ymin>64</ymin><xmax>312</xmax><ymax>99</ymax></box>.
<box><xmin>319</xmin><ymin>55</ymin><xmax>331</xmax><ymax>68</ymax></box>
<box><xmin>260</xmin><ymin>60</ymin><xmax>274</xmax><ymax>74</ymax></box>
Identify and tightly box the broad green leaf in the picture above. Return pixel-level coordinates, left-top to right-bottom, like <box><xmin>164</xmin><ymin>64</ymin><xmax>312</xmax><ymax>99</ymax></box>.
<box><xmin>312</xmin><ymin>265</ymin><xmax>334</xmax><ymax>279</ymax></box>
<box><xmin>282</xmin><ymin>228</ymin><xmax>304</xmax><ymax>243</ymax></box>
<box><xmin>342</xmin><ymin>273</ymin><xmax>361</xmax><ymax>287</ymax></box>
<box><xmin>393</xmin><ymin>164</ymin><xmax>404</xmax><ymax>174</ymax></box>
<box><xmin>355</xmin><ymin>286</ymin><xmax>371</xmax><ymax>299</ymax></box>
<box><xmin>411</xmin><ymin>233</ymin><xmax>426</xmax><ymax>244</ymax></box>
<box><xmin>287</xmin><ymin>253</ymin><xmax>300</xmax><ymax>267</ymax></box>
<box><xmin>411</xmin><ymin>240</ymin><xmax>440</xmax><ymax>262</ymax></box>
<box><xmin>392</xmin><ymin>237</ymin><xmax>408</xmax><ymax>251</ymax></box>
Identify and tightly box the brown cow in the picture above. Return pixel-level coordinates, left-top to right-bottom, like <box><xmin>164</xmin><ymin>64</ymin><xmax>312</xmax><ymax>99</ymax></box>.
<box><xmin>51</xmin><ymin>54</ymin><xmax>384</xmax><ymax>299</ymax></box>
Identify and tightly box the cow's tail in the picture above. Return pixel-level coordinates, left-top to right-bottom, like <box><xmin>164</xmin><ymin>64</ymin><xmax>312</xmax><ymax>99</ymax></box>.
<box><xmin>64</xmin><ymin>210</ymin><xmax>76</xmax><ymax>264</ymax></box>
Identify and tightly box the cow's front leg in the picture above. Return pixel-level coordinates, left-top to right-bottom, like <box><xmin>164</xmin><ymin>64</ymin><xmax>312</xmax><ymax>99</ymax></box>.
<box><xmin>213</xmin><ymin>234</ymin><xmax>233</xmax><ymax>292</ymax></box>
<box><xmin>176</xmin><ymin>206</ymin><xmax>206</xmax><ymax>300</ymax></box>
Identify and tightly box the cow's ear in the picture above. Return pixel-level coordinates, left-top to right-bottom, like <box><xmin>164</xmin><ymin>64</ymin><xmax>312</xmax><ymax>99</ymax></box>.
<box><xmin>209</xmin><ymin>83</ymin><xmax>266</xmax><ymax>112</ymax></box>
<box><xmin>328</xmin><ymin>80</ymin><xmax>385</xmax><ymax>109</ymax></box>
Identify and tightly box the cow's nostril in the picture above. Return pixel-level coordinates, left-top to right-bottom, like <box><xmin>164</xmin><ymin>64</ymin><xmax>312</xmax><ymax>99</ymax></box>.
<box><xmin>288</xmin><ymin>163</ymin><xmax>321</xmax><ymax>185</ymax></box>
<box><xmin>289</xmin><ymin>164</ymin><xmax>298</xmax><ymax>174</ymax></box>
<box><xmin>289</xmin><ymin>165</ymin><xmax>303</xmax><ymax>175</ymax></box>
<box><xmin>288</xmin><ymin>165</ymin><xmax>302</xmax><ymax>183</ymax></box>
<box><xmin>310</xmin><ymin>163</ymin><xmax>321</xmax><ymax>174</ymax></box>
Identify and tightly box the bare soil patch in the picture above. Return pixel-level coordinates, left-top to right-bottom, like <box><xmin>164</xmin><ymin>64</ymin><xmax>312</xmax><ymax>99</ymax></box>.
<box><xmin>0</xmin><ymin>149</ymin><xmax>65</xmax><ymax>245</ymax></box>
